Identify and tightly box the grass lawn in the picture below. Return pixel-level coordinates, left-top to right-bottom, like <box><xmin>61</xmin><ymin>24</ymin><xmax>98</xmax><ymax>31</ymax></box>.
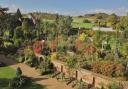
<box><xmin>72</xmin><ymin>22</ymin><xmax>95</xmax><ymax>29</ymax></box>
<box><xmin>0</xmin><ymin>66</ymin><xmax>46</xmax><ymax>89</ymax></box>
<box><xmin>0</xmin><ymin>66</ymin><xmax>16</xmax><ymax>78</ymax></box>
<box><xmin>73</xmin><ymin>17</ymin><xmax>86</xmax><ymax>23</ymax></box>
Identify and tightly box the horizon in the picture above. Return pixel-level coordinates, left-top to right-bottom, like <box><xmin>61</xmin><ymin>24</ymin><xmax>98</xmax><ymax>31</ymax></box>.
<box><xmin>0</xmin><ymin>0</ymin><xmax>128</xmax><ymax>16</ymax></box>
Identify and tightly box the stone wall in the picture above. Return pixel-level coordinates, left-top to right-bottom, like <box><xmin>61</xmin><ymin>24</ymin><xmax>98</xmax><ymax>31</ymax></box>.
<box><xmin>52</xmin><ymin>60</ymin><xmax>128</xmax><ymax>89</ymax></box>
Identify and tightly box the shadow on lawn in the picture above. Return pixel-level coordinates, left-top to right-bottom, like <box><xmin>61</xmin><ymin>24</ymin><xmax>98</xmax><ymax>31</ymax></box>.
<box><xmin>0</xmin><ymin>78</ymin><xmax>47</xmax><ymax>89</ymax></box>
<box><xmin>0</xmin><ymin>78</ymin><xmax>10</xmax><ymax>89</ymax></box>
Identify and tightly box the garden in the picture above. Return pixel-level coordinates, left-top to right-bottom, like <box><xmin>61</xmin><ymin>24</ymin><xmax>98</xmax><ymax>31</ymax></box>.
<box><xmin>0</xmin><ymin>7</ymin><xmax>128</xmax><ymax>89</ymax></box>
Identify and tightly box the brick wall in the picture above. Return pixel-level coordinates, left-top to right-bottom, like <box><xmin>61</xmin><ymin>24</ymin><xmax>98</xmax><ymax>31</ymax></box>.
<box><xmin>52</xmin><ymin>60</ymin><xmax>128</xmax><ymax>89</ymax></box>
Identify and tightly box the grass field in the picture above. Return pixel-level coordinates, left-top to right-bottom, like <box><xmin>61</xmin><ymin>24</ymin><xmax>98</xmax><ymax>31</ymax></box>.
<box><xmin>0</xmin><ymin>66</ymin><xmax>46</xmax><ymax>89</ymax></box>
<box><xmin>72</xmin><ymin>22</ymin><xmax>95</xmax><ymax>29</ymax></box>
<box><xmin>41</xmin><ymin>17</ymin><xmax>95</xmax><ymax>29</ymax></box>
<box><xmin>72</xmin><ymin>17</ymin><xmax>95</xmax><ymax>29</ymax></box>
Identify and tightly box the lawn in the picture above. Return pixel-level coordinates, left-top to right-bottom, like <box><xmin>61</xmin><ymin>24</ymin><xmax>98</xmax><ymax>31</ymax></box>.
<box><xmin>72</xmin><ymin>22</ymin><xmax>95</xmax><ymax>29</ymax></box>
<box><xmin>0</xmin><ymin>66</ymin><xmax>16</xmax><ymax>78</ymax></box>
<box><xmin>73</xmin><ymin>17</ymin><xmax>86</xmax><ymax>23</ymax></box>
<box><xmin>0</xmin><ymin>66</ymin><xmax>46</xmax><ymax>89</ymax></box>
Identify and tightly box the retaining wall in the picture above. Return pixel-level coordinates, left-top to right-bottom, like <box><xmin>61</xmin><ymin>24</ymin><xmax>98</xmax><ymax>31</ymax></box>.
<box><xmin>52</xmin><ymin>60</ymin><xmax>128</xmax><ymax>89</ymax></box>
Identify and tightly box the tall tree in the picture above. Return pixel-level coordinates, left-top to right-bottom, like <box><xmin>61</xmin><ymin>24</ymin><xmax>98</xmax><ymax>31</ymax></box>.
<box><xmin>16</xmin><ymin>8</ymin><xmax>22</xmax><ymax>18</ymax></box>
<box><xmin>22</xmin><ymin>19</ymin><xmax>29</xmax><ymax>40</ymax></box>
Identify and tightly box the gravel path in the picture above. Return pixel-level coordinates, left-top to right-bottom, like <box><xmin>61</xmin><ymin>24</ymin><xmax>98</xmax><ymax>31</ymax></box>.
<box><xmin>0</xmin><ymin>54</ymin><xmax>73</xmax><ymax>89</ymax></box>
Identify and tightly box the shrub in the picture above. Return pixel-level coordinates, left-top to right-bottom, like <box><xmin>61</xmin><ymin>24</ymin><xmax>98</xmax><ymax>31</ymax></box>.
<box><xmin>104</xmin><ymin>52</ymin><xmax>115</xmax><ymax>60</ymax></box>
<box><xmin>26</xmin><ymin>55</ymin><xmax>38</xmax><ymax>67</ymax></box>
<box><xmin>38</xmin><ymin>56</ymin><xmax>53</xmax><ymax>75</ymax></box>
<box><xmin>108</xmin><ymin>82</ymin><xmax>122</xmax><ymax>89</ymax></box>
<box><xmin>92</xmin><ymin>61</ymin><xmax>125</xmax><ymax>77</ymax></box>
<box><xmin>51</xmin><ymin>52</ymin><xmax>59</xmax><ymax>60</ymax></box>
<box><xmin>0</xmin><ymin>62</ymin><xmax>6</xmax><ymax>67</ymax></box>
<box><xmin>79</xmin><ymin>33</ymin><xmax>86</xmax><ymax>41</ymax></box>
<box><xmin>3</xmin><ymin>45</ymin><xmax>18</xmax><ymax>55</ymax></box>
<box><xmin>65</xmin><ymin>55</ymin><xmax>78</xmax><ymax>70</ymax></box>
<box><xmin>75</xmin><ymin>39</ymin><xmax>85</xmax><ymax>52</ymax></box>
<box><xmin>83</xmin><ymin>19</ymin><xmax>91</xmax><ymax>23</ymax></box>
<box><xmin>42</xmin><ymin>45</ymin><xmax>51</xmax><ymax>56</ymax></box>
<box><xmin>115</xmin><ymin>64</ymin><xmax>125</xmax><ymax>77</ymax></box>
<box><xmin>9</xmin><ymin>76</ymin><xmax>31</xmax><ymax>89</ymax></box>
<box><xmin>49</xmin><ymin>40</ymin><xmax>57</xmax><ymax>52</ymax></box>
<box><xmin>16</xmin><ymin>67</ymin><xmax>22</xmax><ymax>77</ymax></box>
<box><xmin>16</xmin><ymin>56</ymin><xmax>25</xmax><ymax>63</ymax></box>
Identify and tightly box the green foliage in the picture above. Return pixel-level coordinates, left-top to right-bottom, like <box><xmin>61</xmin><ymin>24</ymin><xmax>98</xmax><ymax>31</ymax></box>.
<box><xmin>22</xmin><ymin>19</ymin><xmax>30</xmax><ymax>40</ymax></box>
<box><xmin>9</xmin><ymin>76</ymin><xmax>31</xmax><ymax>89</ymax></box>
<box><xmin>23</xmin><ymin>47</ymin><xmax>39</xmax><ymax>67</ymax></box>
<box><xmin>108</xmin><ymin>82</ymin><xmax>122</xmax><ymax>89</ymax></box>
<box><xmin>16</xmin><ymin>67</ymin><xmax>22</xmax><ymax>77</ymax></box>
<box><xmin>72</xmin><ymin>22</ymin><xmax>94</xmax><ymax>29</ymax></box>
<box><xmin>51</xmin><ymin>52</ymin><xmax>59</xmax><ymax>60</ymax></box>
<box><xmin>38</xmin><ymin>56</ymin><xmax>53</xmax><ymax>75</ymax></box>
<box><xmin>83</xmin><ymin>19</ymin><xmax>91</xmax><ymax>23</ymax></box>
<box><xmin>65</xmin><ymin>55</ymin><xmax>78</xmax><ymax>70</ymax></box>
<box><xmin>107</xmin><ymin>13</ymin><xmax>119</xmax><ymax>28</ymax></box>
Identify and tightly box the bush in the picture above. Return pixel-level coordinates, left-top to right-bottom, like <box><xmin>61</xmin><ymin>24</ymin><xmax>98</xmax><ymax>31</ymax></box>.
<box><xmin>108</xmin><ymin>82</ymin><xmax>122</xmax><ymax>89</ymax></box>
<box><xmin>38</xmin><ymin>56</ymin><xmax>53</xmax><ymax>75</ymax></box>
<box><xmin>16</xmin><ymin>56</ymin><xmax>25</xmax><ymax>63</ymax></box>
<box><xmin>25</xmin><ymin>55</ymin><xmax>38</xmax><ymax>67</ymax></box>
<box><xmin>92</xmin><ymin>61</ymin><xmax>125</xmax><ymax>77</ymax></box>
<box><xmin>23</xmin><ymin>46</ymin><xmax>39</xmax><ymax>67</ymax></box>
<box><xmin>83</xmin><ymin>19</ymin><xmax>91</xmax><ymax>23</ymax></box>
<box><xmin>51</xmin><ymin>52</ymin><xmax>59</xmax><ymax>60</ymax></box>
<box><xmin>3</xmin><ymin>45</ymin><xmax>18</xmax><ymax>55</ymax></box>
<box><xmin>9</xmin><ymin>76</ymin><xmax>31</xmax><ymax>89</ymax></box>
<box><xmin>0</xmin><ymin>62</ymin><xmax>6</xmax><ymax>67</ymax></box>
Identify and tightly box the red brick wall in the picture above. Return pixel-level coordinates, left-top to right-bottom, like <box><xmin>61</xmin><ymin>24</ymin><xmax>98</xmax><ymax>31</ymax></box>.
<box><xmin>52</xmin><ymin>60</ymin><xmax>128</xmax><ymax>89</ymax></box>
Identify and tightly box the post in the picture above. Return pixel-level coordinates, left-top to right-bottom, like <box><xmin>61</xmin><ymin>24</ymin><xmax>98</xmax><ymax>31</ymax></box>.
<box><xmin>75</xmin><ymin>70</ymin><xmax>78</xmax><ymax>80</ymax></box>
<box><xmin>61</xmin><ymin>65</ymin><xmax>63</xmax><ymax>72</ymax></box>
<box><xmin>92</xmin><ymin>77</ymin><xmax>95</xmax><ymax>87</ymax></box>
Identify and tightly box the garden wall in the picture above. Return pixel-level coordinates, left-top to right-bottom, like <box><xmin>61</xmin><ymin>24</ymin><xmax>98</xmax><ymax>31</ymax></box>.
<box><xmin>51</xmin><ymin>60</ymin><xmax>128</xmax><ymax>89</ymax></box>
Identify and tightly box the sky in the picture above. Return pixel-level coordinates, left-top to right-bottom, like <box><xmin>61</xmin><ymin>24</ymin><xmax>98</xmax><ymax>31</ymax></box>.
<box><xmin>0</xmin><ymin>0</ymin><xmax>128</xmax><ymax>16</ymax></box>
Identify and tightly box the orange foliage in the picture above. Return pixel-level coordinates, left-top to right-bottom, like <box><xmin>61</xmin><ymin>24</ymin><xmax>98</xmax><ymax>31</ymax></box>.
<box><xmin>49</xmin><ymin>40</ymin><xmax>57</xmax><ymax>52</ymax></box>
<box><xmin>84</xmin><ymin>44</ymin><xmax>96</xmax><ymax>55</ymax></box>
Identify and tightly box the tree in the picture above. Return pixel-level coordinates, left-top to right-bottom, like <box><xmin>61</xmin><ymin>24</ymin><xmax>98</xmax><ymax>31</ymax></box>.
<box><xmin>118</xmin><ymin>16</ymin><xmax>128</xmax><ymax>31</ymax></box>
<box><xmin>15</xmin><ymin>8</ymin><xmax>22</xmax><ymax>18</ymax></box>
<box><xmin>107</xmin><ymin>13</ymin><xmax>118</xmax><ymax>28</ymax></box>
<box><xmin>63</xmin><ymin>16</ymin><xmax>73</xmax><ymax>36</ymax></box>
<box><xmin>83</xmin><ymin>19</ymin><xmax>91</xmax><ymax>23</ymax></box>
<box><xmin>22</xmin><ymin>19</ymin><xmax>30</xmax><ymax>40</ymax></box>
<box><xmin>35</xmin><ymin>18</ymin><xmax>42</xmax><ymax>39</ymax></box>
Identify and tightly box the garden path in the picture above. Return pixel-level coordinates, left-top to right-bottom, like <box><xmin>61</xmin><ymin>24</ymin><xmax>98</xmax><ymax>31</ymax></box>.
<box><xmin>0</xmin><ymin>54</ymin><xmax>73</xmax><ymax>89</ymax></box>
